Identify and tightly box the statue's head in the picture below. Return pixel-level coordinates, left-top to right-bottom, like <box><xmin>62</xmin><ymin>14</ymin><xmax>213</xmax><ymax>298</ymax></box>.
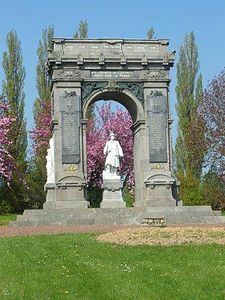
<box><xmin>110</xmin><ymin>132</ymin><xmax>116</xmax><ymax>140</ymax></box>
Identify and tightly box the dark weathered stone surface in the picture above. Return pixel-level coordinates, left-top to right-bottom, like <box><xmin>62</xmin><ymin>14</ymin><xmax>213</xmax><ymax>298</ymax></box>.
<box><xmin>60</xmin><ymin>92</ymin><xmax>80</xmax><ymax>164</ymax></box>
<box><xmin>147</xmin><ymin>94</ymin><xmax>167</xmax><ymax>162</ymax></box>
<box><xmin>82</xmin><ymin>81</ymin><xmax>144</xmax><ymax>104</ymax></box>
<box><xmin>91</xmin><ymin>71</ymin><xmax>133</xmax><ymax>79</ymax></box>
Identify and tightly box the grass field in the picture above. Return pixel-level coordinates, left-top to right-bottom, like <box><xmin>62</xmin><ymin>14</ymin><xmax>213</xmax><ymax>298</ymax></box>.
<box><xmin>0</xmin><ymin>214</ymin><xmax>17</xmax><ymax>226</ymax></box>
<box><xmin>0</xmin><ymin>232</ymin><xmax>225</xmax><ymax>300</ymax></box>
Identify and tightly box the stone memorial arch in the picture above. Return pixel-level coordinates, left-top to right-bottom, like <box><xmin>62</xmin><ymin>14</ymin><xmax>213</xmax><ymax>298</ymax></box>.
<box><xmin>45</xmin><ymin>38</ymin><xmax>177</xmax><ymax>209</ymax></box>
<box><xmin>12</xmin><ymin>38</ymin><xmax>224</xmax><ymax>226</ymax></box>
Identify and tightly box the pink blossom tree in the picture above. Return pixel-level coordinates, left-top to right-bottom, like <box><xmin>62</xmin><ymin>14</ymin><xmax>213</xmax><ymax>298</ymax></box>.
<box><xmin>87</xmin><ymin>101</ymin><xmax>134</xmax><ymax>189</ymax></box>
<box><xmin>0</xmin><ymin>96</ymin><xmax>16</xmax><ymax>182</ymax></box>
<box><xmin>30</xmin><ymin>99</ymin><xmax>51</xmax><ymax>157</ymax></box>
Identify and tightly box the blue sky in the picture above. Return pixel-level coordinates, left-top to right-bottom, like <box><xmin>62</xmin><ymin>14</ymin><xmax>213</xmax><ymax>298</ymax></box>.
<box><xmin>1</xmin><ymin>0</ymin><xmax>225</xmax><ymax>147</ymax></box>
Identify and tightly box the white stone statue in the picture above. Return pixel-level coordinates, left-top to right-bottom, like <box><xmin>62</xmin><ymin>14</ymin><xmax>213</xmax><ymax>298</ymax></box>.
<box><xmin>46</xmin><ymin>137</ymin><xmax>55</xmax><ymax>184</ymax></box>
<box><xmin>103</xmin><ymin>133</ymin><xmax>123</xmax><ymax>179</ymax></box>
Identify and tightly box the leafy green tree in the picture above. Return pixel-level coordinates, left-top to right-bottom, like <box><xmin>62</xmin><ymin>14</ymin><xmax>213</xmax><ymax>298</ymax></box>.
<box><xmin>73</xmin><ymin>19</ymin><xmax>94</xmax><ymax>120</ymax></box>
<box><xmin>34</xmin><ymin>25</ymin><xmax>54</xmax><ymax>128</ymax></box>
<box><xmin>36</xmin><ymin>26</ymin><xmax>54</xmax><ymax>100</ymax></box>
<box><xmin>175</xmin><ymin>32</ymin><xmax>206</xmax><ymax>205</ymax></box>
<box><xmin>73</xmin><ymin>19</ymin><xmax>88</xmax><ymax>39</ymax></box>
<box><xmin>27</xmin><ymin>26</ymin><xmax>54</xmax><ymax>208</ymax></box>
<box><xmin>202</xmin><ymin>168</ymin><xmax>225</xmax><ymax>211</ymax></box>
<box><xmin>147</xmin><ymin>27</ymin><xmax>155</xmax><ymax>39</ymax></box>
<box><xmin>1</xmin><ymin>30</ymin><xmax>28</xmax><ymax>212</ymax></box>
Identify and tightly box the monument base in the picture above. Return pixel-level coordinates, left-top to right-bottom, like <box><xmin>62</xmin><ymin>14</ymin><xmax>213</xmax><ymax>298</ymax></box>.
<box><xmin>101</xmin><ymin>177</ymin><xmax>126</xmax><ymax>208</ymax></box>
<box><xmin>44</xmin><ymin>200</ymin><xmax>89</xmax><ymax>209</ymax></box>
<box><xmin>137</xmin><ymin>171</ymin><xmax>177</xmax><ymax>207</ymax></box>
<box><xmin>10</xmin><ymin>206</ymin><xmax>225</xmax><ymax>227</ymax></box>
<box><xmin>44</xmin><ymin>181</ymin><xmax>89</xmax><ymax>209</ymax></box>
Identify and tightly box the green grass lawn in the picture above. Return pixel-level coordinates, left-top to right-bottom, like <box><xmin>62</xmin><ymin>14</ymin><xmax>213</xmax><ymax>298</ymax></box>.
<box><xmin>0</xmin><ymin>233</ymin><xmax>225</xmax><ymax>300</ymax></box>
<box><xmin>0</xmin><ymin>214</ymin><xmax>17</xmax><ymax>226</ymax></box>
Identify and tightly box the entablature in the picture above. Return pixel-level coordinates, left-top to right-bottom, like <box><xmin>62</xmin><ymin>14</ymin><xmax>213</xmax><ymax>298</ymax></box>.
<box><xmin>47</xmin><ymin>38</ymin><xmax>175</xmax><ymax>81</ymax></box>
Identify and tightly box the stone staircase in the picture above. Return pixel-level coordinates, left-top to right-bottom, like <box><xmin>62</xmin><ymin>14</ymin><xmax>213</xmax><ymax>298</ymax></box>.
<box><xmin>9</xmin><ymin>205</ymin><xmax>225</xmax><ymax>227</ymax></box>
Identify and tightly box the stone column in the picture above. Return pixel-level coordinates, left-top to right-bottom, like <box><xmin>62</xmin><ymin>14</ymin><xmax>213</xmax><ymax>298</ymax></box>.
<box><xmin>81</xmin><ymin>119</ymin><xmax>88</xmax><ymax>180</ymax></box>
<box><xmin>132</xmin><ymin>120</ymin><xmax>147</xmax><ymax>206</ymax></box>
<box><xmin>44</xmin><ymin>81</ymin><xmax>89</xmax><ymax>209</ymax></box>
<box><xmin>141</xmin><ymin>83</ymin><xmax>176</xmax><ymax>207</ymax></box>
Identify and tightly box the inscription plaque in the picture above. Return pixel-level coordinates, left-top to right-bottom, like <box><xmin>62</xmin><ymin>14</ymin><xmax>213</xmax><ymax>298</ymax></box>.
<box><xmin>60</xmin><ymin>92</ymin><xmax>80</xmax><ymax>164</ymax></box>
<box><xmin>91</xmin><ymin>71</ymin><xmax>132</xmax><ymax>79</ymax></box>
<box><xmin>147</xmin><ymin>94</ymin><xmax>168</xmax><ymax>162</ymax></box>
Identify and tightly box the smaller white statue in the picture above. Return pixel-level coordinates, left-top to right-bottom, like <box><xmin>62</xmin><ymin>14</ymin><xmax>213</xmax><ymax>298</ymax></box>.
<box><xmin>46</xmin><ymin>138</ymin><xmax>55</xmax><ymax>183</ymax></box>
<box><xmin>103</xmin><ymin>133</ymin><xmax>123</xmax><ymax>179</ymax></box>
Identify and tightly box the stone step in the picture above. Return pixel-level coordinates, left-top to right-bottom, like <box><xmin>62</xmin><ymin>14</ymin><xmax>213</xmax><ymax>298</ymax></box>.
<box><xmin>10</xmin><ymin>220</ymin><xmax>39</xmax><ymax>227</ymax></box>
<box><xmin>204</xmin><ymin>216</ymin><xmax>225</xmax><ymax>224</ymax></box>
<box><xmin>212</xmin><ymin>210</ymin><xmax>222</xmax><ymax>216</ymax></box>
<box><xmin>10</xmin><ymin>207</ymin><xmax>145</xmax><ymax>226</ymax></box>
<box><xmin>9</xmin><ymin>206</ymin><xmax>225</xmax><ymax>227</ymax></box>
<box><xmin>146</xmin><ymin>205</ymin><xmax>213</xmax><ymax>213</ymax></box>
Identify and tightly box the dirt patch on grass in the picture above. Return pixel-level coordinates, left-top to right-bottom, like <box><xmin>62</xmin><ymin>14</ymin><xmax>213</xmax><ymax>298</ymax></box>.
<box><xmin>97</xmin><ymin>226</ymin><xmax>225</xmax><ymax>246</ymax></box>
<box><xmin>0</xmin><ymin>225</ymin><xmax>139</xmax><ymax>238</ymax></box>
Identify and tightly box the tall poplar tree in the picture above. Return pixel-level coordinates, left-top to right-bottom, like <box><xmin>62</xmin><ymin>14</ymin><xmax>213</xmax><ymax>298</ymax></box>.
<box><xmin>34</xmin><ymin>25</ymin><xmax>54</xmax><ymax>125</ymax></box>
<box><xmin>147</xmin><ymin>27</ymin><xmax>155</xmax><ymax>39</ymax></box>
<box><xmin>27</xmin><ymin>25</ymin><xmax>54</xmax><ymax>208</ymax></box>
<box><xmin>1</xmin><ymin>30</ymin><xmax>28</xmax><ymax>212</ymax></box>
<box><xmin>73</xmin><ymin>20</ymin><xmax>94</xmax><ymax>120</ymax></box>
<box><xmin>36</xmin><ymin>26</ymin><xmax>54</xmax><ymax>101</ymax></box>
<box><xmin>73</xmin><ymin>19</ymin><xmax>88</xmax><ymax>39</ymax></box>
<box><xmin>175</xmin><ymin>31</ymin><xmax>206</xmax><ymax>205</ymax></box>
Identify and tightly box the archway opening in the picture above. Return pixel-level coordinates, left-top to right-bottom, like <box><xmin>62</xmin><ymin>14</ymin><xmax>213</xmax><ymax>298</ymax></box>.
<box><xmin>85</xmin><ymin>98</ymin><xmax>135</xmax><ymax>208</ymax></box>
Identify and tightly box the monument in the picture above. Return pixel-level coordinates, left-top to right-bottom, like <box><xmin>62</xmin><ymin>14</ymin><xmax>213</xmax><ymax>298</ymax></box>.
<box><xmin>43</xmin><ymin>37</ymin><xmax>177</xmax><ymax>209</ymax></box>
<box><xmin>101</xmin><ymin>133</ymin><xmax>125</xmax><ymax>208</ymax></box>
<box><xmin>11</xmin><ymin>38</ymin><xmax>224</xmax><ymax>226</ymax></box>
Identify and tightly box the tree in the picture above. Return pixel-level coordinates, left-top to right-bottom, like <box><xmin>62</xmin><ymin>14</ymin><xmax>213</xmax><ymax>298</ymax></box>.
<box><xmin>202</xmin><ymin>168</ymin><xmax>225</xmax><ymax>211</ymax></box>
<box><xmin>28</xmin><ymin>26</ymin><xmax>54</xmax><ymax>208</ymax></box>
<box><xmin>199</xmin><ymin>69</ymin><xmax>225</xmax><ymax>210</ymax></box>
<box><xmin>0</xmin><ymin>96</ymin><xmax>16</xmax><ymax>182</ymax></box>
<box><xmin>36</xmin><ymin>26</ymin><xmax>54</xmax><ymax>100</ymax></box>
<box><xmin>29</xmin><ymin>98</ymin><xmax>51</xmax><ymax>210</ymax></box>
<box><xmin>87</xmin><ymin>102</ymin><xmax>134</xmax><ymax>207</ymax></box>
<box><xmin>73</xmin><ymin>19</ymin><xmax>88</xmax><ymax>39</ymax></box>
<box><xmin>73</xmin><ymin>19</ymin><xmax>94</xmax><ymax>121</ymax></box>
<box><xmin>175</xmin><ymin>32</ymin><xmax>206</xmax><ymax>205</ymax></box>
<box><xmin>32</xmin><ymin>25</ymin><xmax>54</xmax><ymax>153</ymax></box>
<box><xmin>201</xmin><ymin>69</ymin><xmax>225</xmax><ymax>180</ymax></box>
<box><xmin>1</xmin><ymin>30</ymin><xmax>28</xmax><ymax>212</ymax></box>
<box><xmin>147</xmin><ymin>27</ymin><xmax>155</xmax><ymax>39</ymax></box>
<box><xmin>0</xmin><ymin>96</ymin><xmax>17</xmax><ymax>213</ymax></box>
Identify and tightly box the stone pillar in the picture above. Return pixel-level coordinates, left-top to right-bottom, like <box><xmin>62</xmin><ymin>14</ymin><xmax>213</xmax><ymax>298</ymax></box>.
<box><xmin>132</xmin><ymin>120</ymin><xmax>147</xmax><ymax>206</ymax></box>
<box><xmin>81</xmin><ymin>119</ymin><xmax>88</xmax><ymax>180</ymax></box>
<box><xmin>45</xmin><ymin>82</ymin><xmax>89</xmax><ymax>209</ymax></box>
<box><xmin>139</xmin><ymin>84</ymin><xmax>176</xmax><ymax>207</ymax></box>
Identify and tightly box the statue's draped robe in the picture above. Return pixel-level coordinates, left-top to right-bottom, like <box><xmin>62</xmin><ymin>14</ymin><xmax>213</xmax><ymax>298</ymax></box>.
<box><xmin>104</xmin><ymin>140</ymin><xmax>123</xmax><ymax>168</ymax></box>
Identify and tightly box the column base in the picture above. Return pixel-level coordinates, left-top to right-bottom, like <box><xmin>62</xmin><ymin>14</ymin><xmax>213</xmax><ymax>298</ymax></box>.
<box><xmin>142</xmin><ymin>172</ymin><xmax>177</xmax><ymax>207</ymax></box>
<box><xmin>44</xmin><ymin>178</ymin><xmax>90</xmax><ymax>209</ymax></box>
